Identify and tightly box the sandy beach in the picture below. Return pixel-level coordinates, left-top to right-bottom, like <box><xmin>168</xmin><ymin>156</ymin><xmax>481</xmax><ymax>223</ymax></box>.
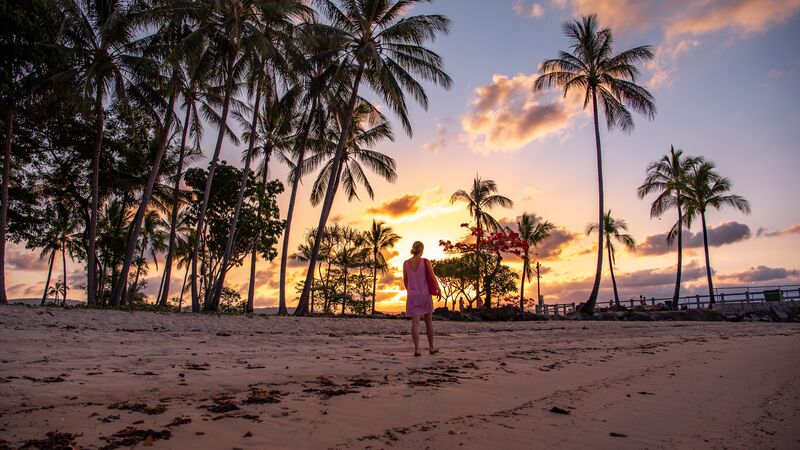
<box><xmin>1</xmin><ymin>305</ymin><xmax>799</xmax><ymax>449</ymax></box>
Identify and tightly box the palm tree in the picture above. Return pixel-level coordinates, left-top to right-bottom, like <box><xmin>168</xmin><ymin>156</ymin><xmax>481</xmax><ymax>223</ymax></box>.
<box><xmin>249</xmin><ymin>87</ymin><xmax>298</xmax><ymax>313</ymax></box>
<box><xmin>158</xmin><ymin>49</ymin><xmax>218</xmax><ymax>307</ymax></box>
<box><xmin>682</xmin><ymin>161</ymin><xmax>750</xmax><ymax>304</ymax></box>
<box><xmin>515</xmin><ymin>213</ymin><xmax>554</xmax><ymax>311</ymax></box>
<box><xmin>586</xmin><ymin>211</ymin><xmax>635</xmax><ymax>307</ymax></box>
<box><xmin>301</xmin><ymin>102</ymin><xmax>397</xmax><ymax>206</ymax></box>
<box><xmin>209</xmin><ymin>0</ymin><xmax>311</xmax><ymax>312</ymax></box>
<box><xmin>450</xmin><ymin>175</ymin><xmax>513</xmax><ymax>304</ymax></box>
<box><xmin>364</xmin><ymin>220</ymin><xmax>400</xmax><ymax>314</ymax></box>
<box><xmin>127</xmin><ymin>209</ymin><xmax>167</xmax><ymax>304</ymax></box>
<box><xmin>534</xmin><ymin>14</ymin><xmax>656</xmax><ymax>313</ymax></box>
<box><xmin>295</xmin><ymin>0</ymin><xmax>452</xmax><ymax>315</ymax></box>
<box><xmin>59</xmin><ymin>0</ymin><xmax>140</xmax><ymax>305</ymax></box>
<box><xmin>637</xmin><ymin>146</ymin><xmax>697</xmax><ymax>309</ymax></box>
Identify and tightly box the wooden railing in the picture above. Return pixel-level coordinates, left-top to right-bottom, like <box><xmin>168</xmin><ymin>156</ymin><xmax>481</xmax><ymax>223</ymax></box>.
<box><xmin>535</xmin><ymin>284</ymin><xmax>800</xmax><ymax>317</ymax></box>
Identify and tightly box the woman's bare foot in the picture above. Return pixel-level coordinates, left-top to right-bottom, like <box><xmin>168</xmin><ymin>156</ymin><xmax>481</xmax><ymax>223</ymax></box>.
<box><xmin>429</xmin><ymin>348</ymin><xmax>439</xmax><ymax>355</ymax></box>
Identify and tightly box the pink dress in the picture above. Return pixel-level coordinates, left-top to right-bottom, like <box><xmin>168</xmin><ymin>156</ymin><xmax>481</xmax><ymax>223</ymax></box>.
<box><xmin>404</xmin><ymin>259</ymin><xmax>434</xmax><ymax>317</ymax></box>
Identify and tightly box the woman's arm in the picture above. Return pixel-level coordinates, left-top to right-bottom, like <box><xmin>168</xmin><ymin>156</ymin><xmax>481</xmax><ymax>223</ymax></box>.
<box><xmin>402</xmin><ymin>262</ymin><xmax>408</xmax><ymax>290</ymax></box>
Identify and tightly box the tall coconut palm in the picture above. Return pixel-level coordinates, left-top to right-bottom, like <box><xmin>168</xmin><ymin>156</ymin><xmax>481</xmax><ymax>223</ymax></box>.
<box><xmin>59</xmin><ymin>0</ymin><xmax>141</xmax><ymax>305</ymax></box>
<box><xmin>277</xmin><ymin>34</ymin><xmax>342</xmax><ymax>314</ymax></box>
<box><xmin>637</xmin><ymin>146</ymin><xmax>697</xmax><ymax>309</ymax></box>
<box><xmin>157</xmin><ymin>50</ymin><xmax>218</xmax><ymax>307</ymax></box>
<box><xmin>515</xmin><ymin>213</ymin><xmax>554</xmax><ymax>311</ymax></box>
<box><xmin>208</xmin><ymin>0</ymin><xmax>311</xmax><ymax>311</ymax></box>
<box><xmin>364</xmin><ymin>219</ymin><xmax>400</xmax><ymax>314</ymax></box>
<box><xmin>534</xmin><ymin>14</ymin><xmax>656</xmax><ymax>314</ymax></box>
<box><xmin>586</xmin><ymin>211</ymin><xmax>635</xmax><ymax>307</ymax></box>
<box><xmin>248</xmin><ymin>86</ymin><xmax>298</xmax><ymax>313</ymax></box>
<box><xmin>295</xmin><ymin>0</ymin><xmax>452</xmax><ymax>315</ymax></box>
<box><xmin>682</xmin><ymin>161</ymin><xmax>750</xmax><ymax>304</ymax></box>
<box><xmin>301</xmin><ymin>102</ymin><xmax>397</xmax><ymax>206</ymax></box>
<box><xmin>450</xmin><ymin>175</ymin><xmax>513</xmax><ymax>303</ymax></box>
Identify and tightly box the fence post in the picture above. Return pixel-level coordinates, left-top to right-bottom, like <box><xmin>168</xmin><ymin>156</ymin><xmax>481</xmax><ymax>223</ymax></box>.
<box><xmin>720</xmin><ymin>293</ymin><xmax>725</xmax><ymax>305</ymax></box>
<box><xmin>745</xmin><ymin>291</ymin><xmax>750</xmax><ymax>306</ymax></box>
<box><xmin>651</xmin><ymin>298</ymin><xmax>655</xmax><ymax>306</ymax></box>
<box><xmin>630</xmin><ymin>299</ymin><xmax>634</xmax><ymax>308</ymax></box>
<box><xmin>571</xmin><ymin>303</ymin><xmax>575</xmax><ymax>314</ymax></box>
<box><xmin>696</xmin><ymin>295</ymin><xmax>701</xmax><ymax>308</ymax></box>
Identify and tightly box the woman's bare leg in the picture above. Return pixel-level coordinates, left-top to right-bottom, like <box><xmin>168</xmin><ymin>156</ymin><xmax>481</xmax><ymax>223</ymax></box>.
<box><xmin>411</xmin><ymin>316</ymin><xmax>421</xmax><ymax>355</ymax></box>
<box><xmin>424</xmin><ymin>313</ymin><xmax>437</xmax><ymax>353</ymax></box>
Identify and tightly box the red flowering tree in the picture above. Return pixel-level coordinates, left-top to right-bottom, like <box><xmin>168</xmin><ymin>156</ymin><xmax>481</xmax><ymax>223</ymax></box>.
<box><xmin>440</xmin><ymin>225</ymin><xmax>528</xmax><ymax>309</ymax></box>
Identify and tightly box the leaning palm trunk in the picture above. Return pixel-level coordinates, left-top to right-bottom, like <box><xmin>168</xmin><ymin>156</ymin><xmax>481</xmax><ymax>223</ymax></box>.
<box><xmin>159</xmin><ymin>104</ymin><xmax>193</xmax><ymax>307</ymax></box>
<box><xmin>701</xmin><ymin>210</ymin><xmax>715</xmax><ymax>305</ymax></box>
<box><xmin>519</xmin><ymin>253</ymin><xmax>528</xmax><ymax>312</ymax></box>
<box><xmin>87</xmin><ymin>87</ymin><xmax>105</xmax><ymax>305</ymax></box>
<box><xmin>247</xmin><ymin>145</ymin><xmax>272</xmax><ymax>313</ymax></box>
<box><xmin>209</xmin><ymin>83</ymin><xmax>264</xmax><ymax>311</ymax></box>
<box><xmin>295</xmin><ymin>65</ymin><xmax>365</xmax><ymax>315</ymax></box>
<box><xmin>41</xmin><ymin>248</ymin><xmax>56</xmax><ymax>305</ymax></box>
<box><xmin>371</xmin><ymin>248</ymin><xmax>378</xmax><ymax>314</ymax></box>
<box><xmin>111</xmin><ymin>87</ymin><xmax>177</xmax><ymax>307</ymax></box>
<box><xmin>191</xmin><ymin>56</ymin><xmax>236</xmax><ymax>312</ymax></box>
<box><xmin>673</xmin><ymin>203</ymin><xmax>683</xmax><ymax>310</ymax></box>
<box><xmin>0</xmin><ymin>108</ymin><xmax>13</xmax><ymax>304</ymax></box>
<box><xmin>608</xmin><ymin>246</ymin><xmax>620</xmax><ymax>307</ymax></box>
<box><xmin>585</xmin><ymin>87</ymin><xmax>605</xmax><ymax>314</ymax></box>
<box><xmin>279</xmin><ymin>99</ymin><xmax>317</xmax><ymax>314</ymax></box>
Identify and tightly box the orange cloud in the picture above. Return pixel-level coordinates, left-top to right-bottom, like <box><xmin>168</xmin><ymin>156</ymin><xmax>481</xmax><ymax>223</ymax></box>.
<box><xmin>667</xmin><ymin>0</ymin><xmax>800</xmax><ymax>37</ymax></box>
<box><xmin>461</xmin><ymin>74</ymin><xmax>580</xmax><ymax>153</ymax></box>
<box><xmin>513</xmin><ymin>1</ymin><xmax>544</xmax><ymax>18</ymax></box>
<box><xmin>366</xmin><ymin>194</ymin><xmax>421</xmax><ymax>218</ymax></box>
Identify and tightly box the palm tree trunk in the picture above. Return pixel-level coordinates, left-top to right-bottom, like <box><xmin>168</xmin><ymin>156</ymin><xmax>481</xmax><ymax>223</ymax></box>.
<box><xmin>279</xmin><ymin>101</ymin><xmax>316</xmax><ymax>314</ymax></box>
<box><xmin>701</xmin><ymin>210</ymin><xmax>715</xmax><ymax>305</ymax></box>
<box><xmin>672</xmin><ymin>203</ymin><xmax>683</xmax><ymax>310</ymax></box>
<box><xmin>247</xmin><ymin>154</ymin><xmax>271</xmax><ymax>314</ymax></box>
<box><xmin>586</xmin><ymin>87</ymin><xmax>604</xmax><ymax>314</ymax></box>
<box><xmin>159</xmin><ymin>104</ymin><xmax>193</xmax><ymax>307</ymax></box>
<box><xmin>210</xmin><ymin>81</ymin><xmax>264</xmax><ymax>311</ymax></box>
<box><xmin>111</xmin><ymin>87</ymin><xmax>177</xmax><ymax>307</ymax></box>
<box><xmin>519</xmin><ymin>254</ymin><xmax>527</xmax><ymax>312</ymax></box>
<box><xmin>371</xmin><ymin>248</ymin><xmax>378</xmax><ymax>314</ymax></box>
<box><xmin>191</xmin><ymin>55</ymin><xmax>236</xmax><ymax>312</ymax></box>
<box><xmin>87</xmin><ymin>87</ymin><xmax>104</xmax><ymax>306</ymax></box>
<box><xmin>295</xmin><ymin>64</ymin><xmax>365</xmax><ymax>315</ymax></box>
<box><xmin>178</xmin><ymin>262</ymin><xmax>190</xmax><ymax>312</ymax></box>
<box><xmin>60</xmin><ymin>242</ymin><xmax>68</xmax><ymax>306</ymax></box>
<box><xmin>608</xmin><ymin>245</ymin><xmax>620</xmax><ymax>307</ymax></box>
<box><xmin>341</xmin><ymin>269</ymin><xmax>348</xmax><ymax>315</ymax></box>
<box><xmin>128</xmin><ymin>242</ymin><xmax>146</xmax><ymax>304</ymax></box>
<box><xmin>41</xmin><ymin>248</ymin><xmax>56</xmax><ymax>305</ymax></box>
<box><xmin>0</xmin><ymin>107</ymin><xmax>14</xmax><ymax>304</ymax></box>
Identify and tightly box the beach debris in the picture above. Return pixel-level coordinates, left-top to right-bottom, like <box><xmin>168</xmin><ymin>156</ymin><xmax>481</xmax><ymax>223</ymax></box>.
<box><xmin>17</xmin><ymin>431</ymin><xmax>78</xmax><ymax>449</ymax></box>
<box><xmin>637</xmin><ymin>391</ymin><xmax>655</xmax><ymax>395</ymax></box>
<box><xmin>108</xmin><ymin>402</ymin><xmax>167</xmax><ymax>415</ymax></box>
<box><xmin>549</xmin><ymin>406</ymin><xmax>570</xmax><ymax>415</ymax></box>
<box><xmin>243</xmin><ymin>431</ymin><xmax>252</xmax><ymax>438</ymax></box>
<box><xmin>164</xmin><ymin>416</ymin><xmax>192</xmax><ymax>427</ymax></box>
<box><xmin>243</xmin><ymin>388</ymin><xmax>281</xmax><ymax>405</ymax></box>
<box><xmin>184</xmin><ymin>362</ymin><xmax>210</xmax><ymax>371</ymax></box>
<box><xmin>100</xmin><ymin>427</ymin><xmax>171</xmax><ymax>449</ymax></box>
<box><xmin>609</xmin><ymin>432</ymin><xmax>628</xmax><ymax>438</ymax></box>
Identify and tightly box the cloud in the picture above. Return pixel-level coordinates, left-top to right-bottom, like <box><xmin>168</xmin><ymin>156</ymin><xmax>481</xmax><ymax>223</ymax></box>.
<box><xmin>637</xmin><ymin>221</ymin><xmax>752</xmax><ymax>256</ymax></box>
<box><xmin>646</xmin><ymin>38</ymin><xmax>700</xmax><ymax>89</ymax></box>
<box><xmin>423</xmin><ymin>121</ymin><xmax>449</xmax><ymax>153</ymax></box>
<box><xmin>521</xmin><ymin>186</ymin><xmax>539</xmax><ymax>202</ymax></box>
<box><xmin>536</xmin><ymin>227</ymin><xmax>578</xmax><ymax>260</ymax></box>
<box><xmin>718</xmin><ymin>265</ymin><xmax>800</xmax><ymax>283</ymax></box>
<box><xmin>756</xmin><ymin>224</ymin><xmax>800</xmax><ymax>238</ymax></box>
<box><xmin>461</xmin><ymin>73</ymin><xmax>581</xmax><ymax>153</ymax></box>
<box><xmin>5</xmin><ymin>249</ymin><xmax>50</xmax><ymax>271</ymax></box>
<box><xmin>513</xmin><ymin>1</ymin><xmax>544</xmax><ymax>18</ymax></box>
<box><xmin>365</xmin><ymin>194</ymin><xmax>421</xmax><ymax>218</ymax></box>
<box><xmin>561</xmin><ymin>0</ymin><xmax>663</xmax><ymax>32</ymax></box>
<box><xmin>666</xmin><ymin>0</ymin><xmax>800</xmax><ymax>38</ymax></box>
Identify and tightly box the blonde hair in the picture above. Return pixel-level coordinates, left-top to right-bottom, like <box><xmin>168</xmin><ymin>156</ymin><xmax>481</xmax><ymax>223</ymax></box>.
<box><xmin>410</xmin><ymin>241</ymin><xmax>424</xmax><ymax>256</ymax></box>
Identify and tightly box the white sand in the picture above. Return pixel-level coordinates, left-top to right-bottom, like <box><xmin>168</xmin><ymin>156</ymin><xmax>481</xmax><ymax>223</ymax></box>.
<box><xmin>1</xmin><ymin>304</ymin><xmax>799</xmax><ymax>449</ymax></box>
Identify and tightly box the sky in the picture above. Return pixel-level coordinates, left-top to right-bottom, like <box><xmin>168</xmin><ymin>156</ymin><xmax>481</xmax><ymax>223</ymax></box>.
<box><xmin>6</xmin><ymin>0</ymin><xmax>800</xmax><ymax>311</ymax></box>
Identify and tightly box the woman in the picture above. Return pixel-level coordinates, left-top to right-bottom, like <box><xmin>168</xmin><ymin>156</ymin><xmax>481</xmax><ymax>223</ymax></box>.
<box><xmin>402</xmin><ymin>241</ymin><xmax>441</xmax><ymax>356</ymax></box>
